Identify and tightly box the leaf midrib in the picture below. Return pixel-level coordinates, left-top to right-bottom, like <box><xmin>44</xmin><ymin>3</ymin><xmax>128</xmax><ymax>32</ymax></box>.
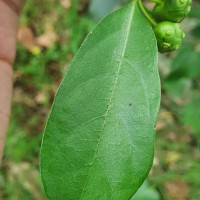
<box><xmin>79</xmin><ymin>2</ymin><xmax>136</xmax><ymax>199</ymax></box>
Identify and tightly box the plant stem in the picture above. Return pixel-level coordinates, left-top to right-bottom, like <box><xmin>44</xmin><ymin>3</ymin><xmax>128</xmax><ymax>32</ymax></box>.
<box><xmin>138</xmin><ymin>0</ymin><xmax>157</xmax><ymax>28</ymax></box>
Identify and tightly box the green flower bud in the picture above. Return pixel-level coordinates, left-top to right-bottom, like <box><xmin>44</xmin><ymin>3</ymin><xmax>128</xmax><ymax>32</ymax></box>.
<box><xmin>154</xmin><ymin>21</ymin><xmax>185</xmax><ymax>53</ymax></box>
<box><xmin>153</xmin><ymin>0</ymin><xmax>192</xmax><ymax>22</ymax></box>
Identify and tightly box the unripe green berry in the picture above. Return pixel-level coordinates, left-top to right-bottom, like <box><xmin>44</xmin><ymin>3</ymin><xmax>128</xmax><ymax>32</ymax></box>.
<box><xmin>154</xmin><ymin>21</ymin><xmax>185</xmax><ymax>53</ymax></box>
<box><xmin>153</xmin><ymin>0</ymin><xmax>192</xmax><ymax>22</ymax></box>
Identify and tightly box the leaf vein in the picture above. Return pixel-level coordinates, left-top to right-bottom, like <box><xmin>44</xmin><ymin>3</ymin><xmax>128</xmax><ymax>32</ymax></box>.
<box><xmin>79</xmin><ymin>2</ymin><xmax>136</xmax><ymax>199</ymax></box>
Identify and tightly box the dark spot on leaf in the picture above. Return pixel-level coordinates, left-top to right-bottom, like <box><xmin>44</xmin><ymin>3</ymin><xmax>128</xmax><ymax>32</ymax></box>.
<box><xmin>129</xmin><ymin>103</ymin><xmax>132</xmax><ymax>106</ymax></box>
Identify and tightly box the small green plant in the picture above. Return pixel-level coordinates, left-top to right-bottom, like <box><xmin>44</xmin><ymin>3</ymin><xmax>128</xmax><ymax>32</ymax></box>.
<box><xmin>40</xmin><ymin>0</ymin><xmax>191</xmax><ymax>199</ymax></box>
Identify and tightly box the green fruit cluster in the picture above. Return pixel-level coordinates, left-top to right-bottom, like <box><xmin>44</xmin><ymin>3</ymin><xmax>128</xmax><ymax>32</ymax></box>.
<box><xmin>154</xmin><ymin>21</ymin><xmax>185</xmax><ymax>53</ymax></box>
<box><xmin>153</xmin><ymin>0</ymin><xmax>192</xmax><ymax>23</ymax></box>
<box><xmin>150</xmin><ymin>0</ymin><xmax>192</xmax><ymax>53</ymax></box>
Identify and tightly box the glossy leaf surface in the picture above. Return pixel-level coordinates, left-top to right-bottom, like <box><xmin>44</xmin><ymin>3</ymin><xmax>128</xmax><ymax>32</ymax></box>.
<box><xmin>41</xmin><ymin>1</ymin><xmax>160</xmax><ymax>199</ymax></box>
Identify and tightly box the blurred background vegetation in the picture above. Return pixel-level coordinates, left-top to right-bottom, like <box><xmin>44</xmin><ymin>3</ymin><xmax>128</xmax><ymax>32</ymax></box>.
<box><xmin>0</xmin><ymin>0</ymin><xmax>200</xmax><ymax>199</ymax></box>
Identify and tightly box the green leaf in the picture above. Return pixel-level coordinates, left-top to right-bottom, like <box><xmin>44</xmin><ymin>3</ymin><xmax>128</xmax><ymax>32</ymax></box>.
<box><xmin>40</xmin><ymin>1</ymin><xmax>160</xmax><ymax>199</ymax></box>
<box><xmin>182</xmin><ymin>93</ymin><xmax>200</xmax><ymax>132</ymax></box>
<box><xmin>166</xmin><ymin>45</ymin><xmax>200</xmax><ymax>80</ymax></box>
